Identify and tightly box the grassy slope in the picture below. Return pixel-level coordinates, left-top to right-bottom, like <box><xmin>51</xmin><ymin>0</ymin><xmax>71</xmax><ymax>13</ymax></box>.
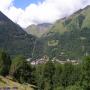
<box><xmin>39</xmin><ymin>6</ymin><xmax>90</xmax><ymax>60</ymax></box>
<box><xmin>47</xmin><ymin>5</ymin><xmax>90</xmax><ymax>35</ymax></box>
<box><xmin>0</xmin><ymin>76</ymin><xmax>34</xmax><ymax>90</ymax></box>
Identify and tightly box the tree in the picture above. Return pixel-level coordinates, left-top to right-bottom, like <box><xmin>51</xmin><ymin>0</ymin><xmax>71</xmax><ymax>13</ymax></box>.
<box><xmin>35</xmin><ymin>60</ymin><xmax>55</xmax><ymax>90</ymax></box>
<box><xmin>35</xmin><ymin>64</ymin><xmax>45</xmax><ymax>90</ymax></box>
<box><xmin>10</xmin><ymin>55</ymin><xmax>33</xmax><ymax>83</ymax></box>
<box><xmin>0</xmin><ymin>50</ymin><xmax>11</xmax><ymax>76</ymax></box>
<box><xmin>54</xmin><ymin>86</ymin><xmax>64</xmax><ymax>90</ymax></box>
<box><xmin>61</xmin><ymin>63</ymin><xmax>80</xmax><ymax>87</ymax></box>
<box><xmin>43</xmin><ymin>60</ymin><xmax>55</xmax><ymax>90</ymax></box>
<box><xmin>66</xmin><ymin>85</ymin><xmax>83</xmax><ymax>90</ymax></box>
<box><xmin>53</xmin><ymin>63</ymin><xmax>63</xmax><ymax>88</ymax></box>
<box><xmin>81</xmin><ymin>56</ymin><xmax>90</xmax><ymax>90</ymax></box>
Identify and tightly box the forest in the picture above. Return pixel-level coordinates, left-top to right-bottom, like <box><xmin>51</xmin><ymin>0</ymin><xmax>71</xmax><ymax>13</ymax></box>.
<box><xmin>0</xmin><ymin>49</ymin><xmax>90</xmax><ymax>90</ymax></box>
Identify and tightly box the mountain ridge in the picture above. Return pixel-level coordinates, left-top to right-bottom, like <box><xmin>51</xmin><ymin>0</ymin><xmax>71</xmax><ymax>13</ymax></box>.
<box><xmin>0</xmin><ymin>11</ymin><xmax>36</xmax><ymax>58</ymax></box>
<box><xmin>35</xmin><ymin>5</ymin><xmax>90</xmax><ymax>60</ymax></box>
<box><xmin>25</xmin><ymin>23</ymin><xmax>52</xmax><ymax>37</ymax></box>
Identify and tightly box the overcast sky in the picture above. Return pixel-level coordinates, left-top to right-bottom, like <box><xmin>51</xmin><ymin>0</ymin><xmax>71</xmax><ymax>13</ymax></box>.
<box><xmin>0</xmin><ymin>0</ymin><xmax>90</xmax><ymax>28</ymax></box>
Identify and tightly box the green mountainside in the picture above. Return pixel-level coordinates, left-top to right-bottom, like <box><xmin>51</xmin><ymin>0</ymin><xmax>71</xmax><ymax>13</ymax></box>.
<box><xmin>0</xmin><ymin>11</ymin><xmax>36</xmax><ymax>58</ymax></box>
<box><xmin>25</xmin><ymin>23</ymin><xmax>52</xmax><ymax>37</ymax></box>
<box><xmin>1</xmin><ymin>5</ymin><xmax>90</xmax><ymax>60</ymax></box>
<box><xmin>36</xmin><ymin>5</ymin><xmax>90</xmax><ymax>60</ymax></box>
<box><xmin>47</xmin><ymin>5</ymin><xmax>90</xmax><ymax>34</ymax></box>
<box><xmin>0</xmin><ymin>5</ymin><xmax>90</xmax><ymax>90</ymax></box>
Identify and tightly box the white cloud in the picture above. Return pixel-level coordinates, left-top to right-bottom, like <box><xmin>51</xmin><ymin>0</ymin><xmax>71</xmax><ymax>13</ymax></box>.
<box><xmin>0</xmin><ymin>0</ymin><xmax>90</xmax><ymax>28</ymax></box>
<box><xmin>0</xmin><ymin>0</ymin><xmax>13</xmax><ymax>11</ymax></box>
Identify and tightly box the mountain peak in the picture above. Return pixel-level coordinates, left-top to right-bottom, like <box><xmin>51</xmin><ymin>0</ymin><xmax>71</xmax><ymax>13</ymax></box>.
<box><xmin>84</xmin><ymin>5</ymin><xmax>90</xmax><ymax>10</ymax></box>
<box><xmin>0</xmin><ymin>11</ymin><xmax>36</xmax><ymax>57</ymax></box>
<box><xmin>37</xmin><ymin>23</ymin><xmax>52</xmax><ymax>27</ymax></box>
<box><xmin>26</xmin><ymin>23</ymin><xmax>52</xmax><ymax>37</ymax></box>
<box><xmin>0</xmin><ymin>11</ymin><xmax>11</xmax><ymax>22</ymax></box>
<box><xmin>0</xmin><ymin>11</ymin><xmax>3</xmax><ymax>14</ymax></box>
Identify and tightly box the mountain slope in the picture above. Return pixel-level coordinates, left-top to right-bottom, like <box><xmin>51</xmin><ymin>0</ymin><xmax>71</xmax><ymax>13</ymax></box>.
<box><xmin>38</xmin><ymin>5</ymin><xmax>90</xmax><ymax>60</ymax></box>
<box><xmin>0</xmin><ymin>11</ymin><xmax>36</xmax><ymax>58</ymax></box>
<box><xmin>26</xmin><ymin>23</ymin><xmax>52</xmax><ymax>37</ymax></box>
<box><xmin>0</xmin><ymin>76</ymin><xmax>34</xmax><ymax>90</ymax></box>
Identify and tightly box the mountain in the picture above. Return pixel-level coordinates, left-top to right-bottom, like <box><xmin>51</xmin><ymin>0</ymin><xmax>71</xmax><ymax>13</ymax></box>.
<box><xmin>25</xmin><ymin>23</ymin><xmax>52</xmax><ymax>37</ymax></box>
<box><xmin>0</xmin><ymin>11</ymin><xmax>36</xmax><ymax>58</ymax></box>
<box><xmin>38</xmin><ymin>5</ymin><xmax>90</xmax><ymax>60</ymax></box>
<box><xmin>46</xmin><ymin>5</ymin><xmax>90</xmax><ymax>35</ymax></box>
<box><xmin>1</xmin><ymin>5</ymin><xmax>90</xmax><ymax>60</ymax></box>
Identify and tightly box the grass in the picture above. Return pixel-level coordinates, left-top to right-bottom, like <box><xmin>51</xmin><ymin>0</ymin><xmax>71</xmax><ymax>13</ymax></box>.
<box><xmin>48</xmin><ymin>40</ymin><xmax>59</xmax><ymax>46</ymax></box>
<box><xmin>50</xmin><ymin>21</ymin><xmax>68</xmax><ymax>34</ymax></box>
<box><xmin>0</xmin><ymin>76</ymin><xmax>34</xmax><ymax>90</ymax></box>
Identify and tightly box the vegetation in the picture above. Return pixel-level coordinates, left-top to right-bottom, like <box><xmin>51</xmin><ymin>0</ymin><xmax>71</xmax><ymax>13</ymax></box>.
<box><xmin>1</xmin><ymin>6</ymin><xmax>90</xmax><ymax>60</ymax></box>
<box><xmin>10</xmin><ymin>55</ymin><xmax>33</xmax><ymax>84</ymax></box>
<box><xmin>0</xmin><ymin>11</ymin><xmax>36</xmax><ymax>58</ymax></box>
<box><xmin>0</xmin><ymin>49</ymin><xmax>90</xmax><ymax>90</ymax></box>
<box><xmin>0</xmin><ymin>50</ymin><xmax>11</xmax><ymax>76</ymax></box>
<box><xmin>0</xmin><ymin>76</ymin><xmax>34</xmax><ymax>90</ymax></box>
<box><xmin>0</xmin><ymin>5</ymin><xmax>90</xmax><ymax>90</ymax></box>
<box><xmin>37</xmin><ymin>6</ymin><xmax>90</xmax><ymax>60</ymax></box>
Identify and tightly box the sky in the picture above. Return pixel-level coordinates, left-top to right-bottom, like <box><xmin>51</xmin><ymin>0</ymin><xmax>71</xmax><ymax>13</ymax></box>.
<box><xmin>0</xmin><ymin>0</ymin><xmax>90</xmax><ymax>28</ymax></box>
<box><xmin>14</xmin><ymin>0</ymin><xmax>43</xmax><ymax>9</ymax></box>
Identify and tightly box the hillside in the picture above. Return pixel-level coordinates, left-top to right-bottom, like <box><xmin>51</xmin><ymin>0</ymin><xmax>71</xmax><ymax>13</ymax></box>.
<box><xmin>1</xmin><ymin>5</ymin><xmax>90</xmax><ymax>60</ymax></box>
<box><xmin>0</xmin><ymin>11</ymin><xmax>36</xmax><ymax>58</ymax></box>
<box><xmin>26</xmin><ymin>23</ymin><xmax>52</xmax><ymax>37</ymax></box>
<box><xmin>38</xmin><ymin>5</ymin><xmax>90</xmax><ymax>60</ymax></box>
<box><xmin>0</xmin><ymin>76</ymin><xmax>34</xmax><ymax>90</ymax></box>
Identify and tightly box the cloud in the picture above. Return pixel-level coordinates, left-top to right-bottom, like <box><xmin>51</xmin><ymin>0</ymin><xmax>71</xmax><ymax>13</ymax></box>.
<box><xmin>0</xmin><ymin>0</ymin><xmax>13</xmax><ymax>11</ymax></box>
<box><xmin>0</xmin><ymin>0</ymin><xmax>90</xmax><ymax>28</ymax></box>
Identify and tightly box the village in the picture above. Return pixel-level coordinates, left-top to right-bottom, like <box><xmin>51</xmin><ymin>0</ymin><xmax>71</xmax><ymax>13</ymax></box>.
<box><xmin>27</xmin><ymin>55</ymin><xmax>79</xmax><ymax>65</ymax></box>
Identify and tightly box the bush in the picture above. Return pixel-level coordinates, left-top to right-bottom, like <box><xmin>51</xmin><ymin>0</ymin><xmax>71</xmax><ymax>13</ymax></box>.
<box><xmin>0</xmin><ymin>50</ymin><xmax>11</xmax><ymax>76</ymax></box>
<box><xmin>10</xmin><ymin>55</ymin><xmax>33</xmax><ymax>83</ymax></box>
<box><xmin>66</xmin><ymin>85</ymin><xmax>83</xmax><ymax>90</ymax></box>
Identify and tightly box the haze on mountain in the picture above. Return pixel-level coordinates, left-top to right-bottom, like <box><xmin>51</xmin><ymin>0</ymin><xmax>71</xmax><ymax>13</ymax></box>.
<box><xmin>25</xmin><ymin>23</ymin><xmax>52</xmax><ymax>37</ymax></box>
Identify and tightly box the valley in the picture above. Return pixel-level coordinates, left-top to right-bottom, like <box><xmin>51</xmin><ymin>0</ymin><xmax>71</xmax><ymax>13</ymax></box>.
<box><xmin>0</xmin><ymin>5</ymin><xmax>90</xmax><ymax>90</ymax></box>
